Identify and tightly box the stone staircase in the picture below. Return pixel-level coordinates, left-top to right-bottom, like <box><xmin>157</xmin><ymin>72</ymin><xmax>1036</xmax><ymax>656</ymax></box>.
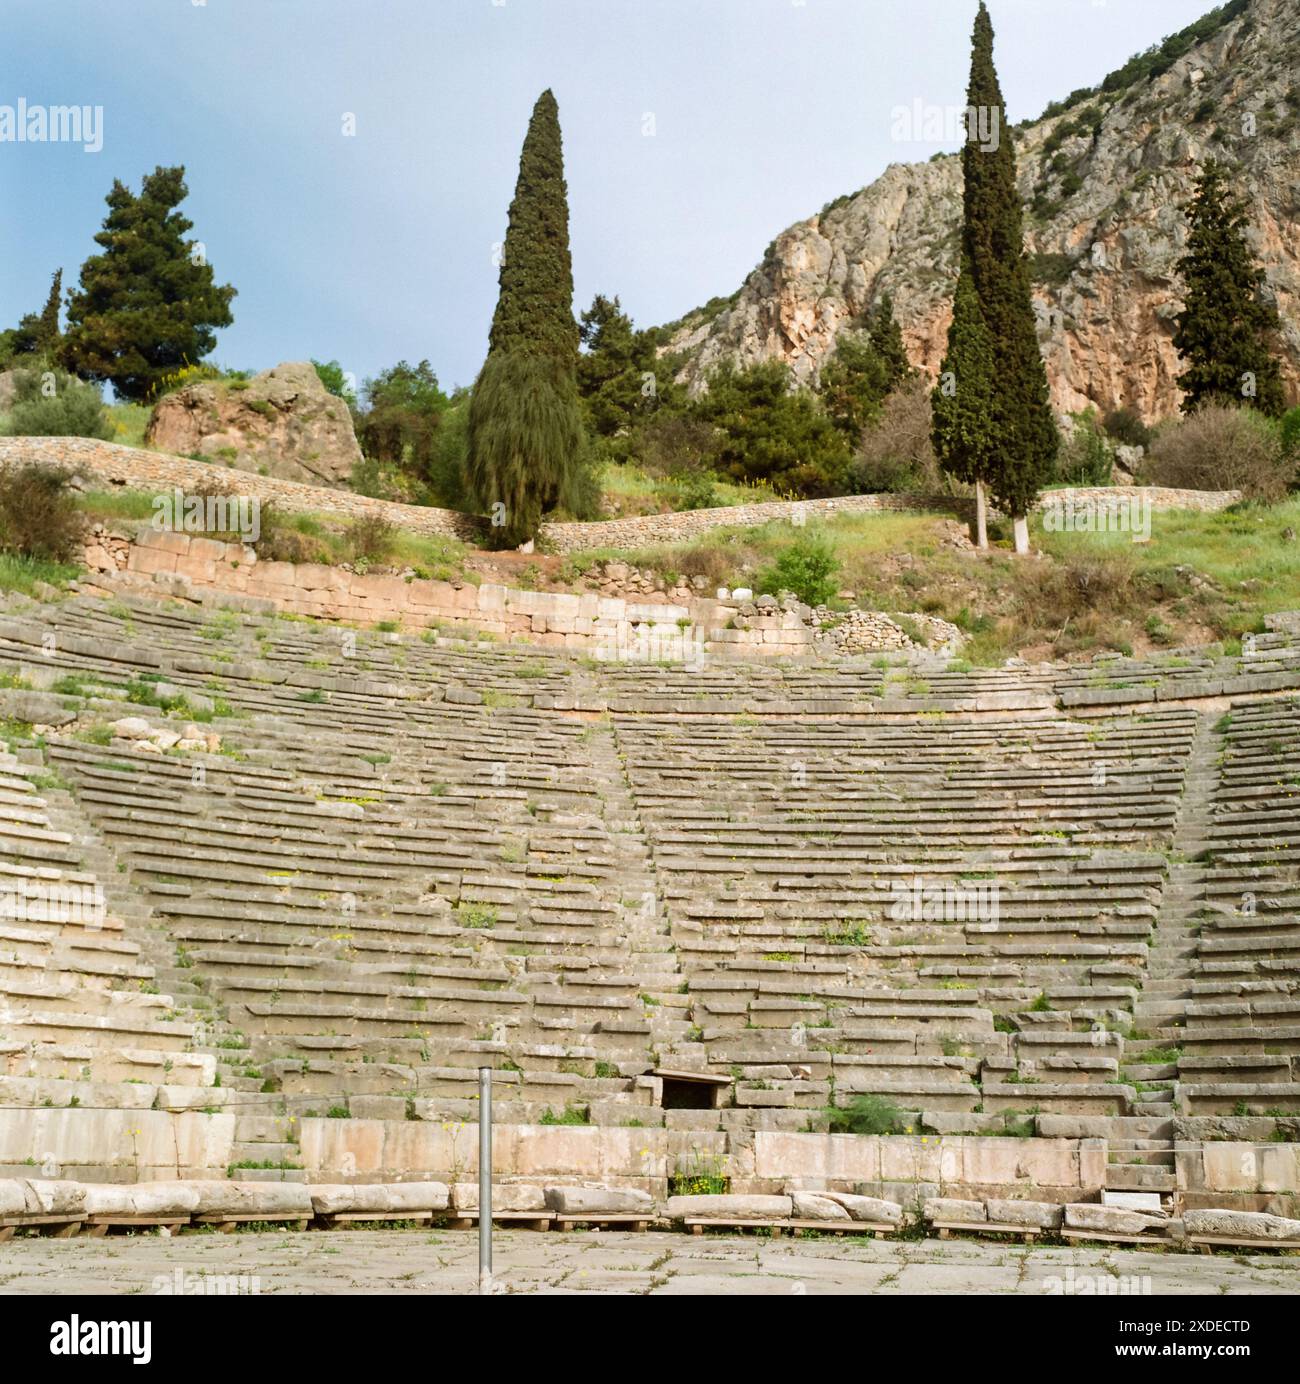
<box><xmin>1111</xmin><ymin>709</ymin><xmax>1222</xmax><ymax>1198</ymax></box>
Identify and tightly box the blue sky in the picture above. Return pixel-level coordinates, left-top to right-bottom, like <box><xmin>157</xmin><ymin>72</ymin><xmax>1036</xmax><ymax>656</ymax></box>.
<box><xmin>2</xmin><ymin>0</ymin><xmax>1216</xmax><ymax>394</ymax></box>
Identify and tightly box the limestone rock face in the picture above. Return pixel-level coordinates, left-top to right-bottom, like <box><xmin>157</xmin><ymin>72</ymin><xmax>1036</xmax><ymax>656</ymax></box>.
<box><xmin>145</xmin><ymin>362</ymin><xmax>362</xmax><ymax>488</ymax></box>
<box><xmin>667</xmin><ymin>0</ymin><xmax>1299</xmax><ymax>422</ymax></box>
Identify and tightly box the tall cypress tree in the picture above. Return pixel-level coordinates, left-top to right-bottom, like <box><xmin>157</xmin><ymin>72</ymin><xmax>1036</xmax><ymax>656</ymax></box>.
<box><xmin>1173</xmin><ymin>162</ymin><xmax>1285</xmax><ymax>418</ymax></box>
<box><xmin>932</xmin><ymin>256</ymin><xmax>996</xmax><ymax>546</ymax></box>
<box><xmin>60</xmin><ymin>167</ymin><xmax>235</xmax><ymax>401</ymax></box>
<box><xmin>868</xmin><ymin>293</ymin><xmax>913</xmax><ymax>391</ymax></box>
<box><xmin>467</xmin><ymin>90</ymin><xmax>589</xmax><ymax>547</ymax></box>
<box><xmin>959</xmin><ymin>3</ymin><xmax>1056</xmax><ymax>554</ymax></box>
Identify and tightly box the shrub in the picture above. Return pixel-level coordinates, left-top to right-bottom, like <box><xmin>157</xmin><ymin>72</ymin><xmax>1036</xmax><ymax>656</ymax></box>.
<box><xmin>0</xmin><ymin>464</ymin><xmax>85</xmax><ymax>561</ymax></box>
<box><xmin>1103</xmin><ymin>406</ymin><xmax>1153</xmax><ymax>450</ymax></box>
<box><xmin>826</xmin><ymin>1094</ymin><xmax>906</xmax><ymax>1136</ymax></box>
<box><xmin>2</xmin><ymin>367</ymin><xmax>113</xmax><ymax>440</ymax></box>
<box><xmin>252</xmin><ymin>503</ymin><xmax>331</xmax><ymax>565</ymax></box>
<box><xmin>1280</xmin><ymin>405</ymin><xmax>1300</xmax><ymax>458</ymax></box>
<box><xmin>851</xmin><ymin>377</ymin><xmax>950</xmax><ymax>493</ymax></box>
<box><xmin>311</xmin><ymin>358</ymin><xmax>357</xmax><ymax>409</ymax></box>
<box><xmin>1055</xmin><ymin>410</ymin><xmax>1114</xmax><ymax>485</ymax></box>
<box><xmin>343</xmin><ymin>513</ymin><xmax>395</xmax><ymax>567</ymax></box>
<box><xmin>1141</xmin><ymin>404</ymin><xmax>1293</xmax><ymax>501</ymax></box>
<box><xmin>758</xmin><ymin>532</ymin><xmax>839</xmax><ymax>606</ymax></box>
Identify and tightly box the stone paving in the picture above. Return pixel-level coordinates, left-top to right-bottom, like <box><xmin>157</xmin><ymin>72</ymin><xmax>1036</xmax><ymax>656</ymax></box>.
<box><xmin>0</xmin><ymin>1229</ymin><xmax>1295</xmax><ymax>1295</ymax></box>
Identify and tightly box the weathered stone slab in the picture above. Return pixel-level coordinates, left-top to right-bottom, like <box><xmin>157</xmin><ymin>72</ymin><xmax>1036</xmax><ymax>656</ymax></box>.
<box><xmin>83</xmin><ymin>1182</ymin><xmax>201</xmax><ymax>1217</ymax></box>
<box><xmin>192</xmin><ymin>1181</ymin><xmax>313</xmax><ymax>1218</ymax></box>
<box><xmin>451</xmin><ymin>1183</ymin><xmax>546</xmax><ymax>1213</ymax></box>
<box><xmin>985</xmin><ymin>1198</ymin><xmax>1062</xmax><ymax>1229</ymax></box>
<box><xmin>544</xmin><ymin>1185</ymin><xmax>654</xmax><ymax>1215</ymax></box>
<box><xmin>821</xmin><ymin>1192</ymin><xmax>906</xmax><ymax>1225</ymax></box>
<box><xmin>310</xmin><ymin>1182</ymin><xmax>450</xmax><ymax>1216</ymax></box>
<box><xmin>1183</xmin><ymin>1209</ymin><xmax>1300</xmax><ymax>1241</ymax></box>
<box><xmin>789</xmin><ymin>1191</ymin><xmax>851</xmax><ymax>1221</ymax></box>
<box><xmin>925</xmin><ymin>1197</ymin><xmax>985</xmax><ymax>1224</ymax></box>
<box><xmin>1065</xmin><ymin>1203</ymin><xmax>1165</xmax><ymax>1234</ymax></box>
<box><xmin>664</xmin><ymin>1194</ymin><xmax>792</xmax><ymax>1221</ymax></box>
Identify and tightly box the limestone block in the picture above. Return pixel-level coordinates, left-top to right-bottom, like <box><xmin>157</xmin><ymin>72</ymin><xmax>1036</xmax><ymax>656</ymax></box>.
<box><xmin>986</xmin><ymin>1199</ymin><xmax>1063</xmax><ymax>1229</ymax></box>
<box><xmin>821</xmin><ymin>1193</ymin><xmax>905</xmax><ymax>1225</ymax></box>
<box><xmin>1183</xmin><ymin>1209</ymin><xmax>1300</xmax><ymax>1241</ymax></box>
<box><xmin>925</xmin><ymin>1197</ymin><xmax>986</xmax><ymax>1223</ymax></box>
<box><xmin>0</xmin><ymin>1180</ymin><xmax>29</xmax><ymax>1217</ymax></box>
<box><xmin>544</xmin><ymin>1185</ymin><xmax>654</xmax><ymax>1215</ymax></box>
<box><xmin>20</xmin><ymin>1179</ymin><xmax>87</xmax><ymax>1216</ymax></box>
<box><xmin>84</xmin><ymin>1182</ymin><xmax>201</xmax><ymax>1217</ymax></box>
<box><xmin>192</xmin><ymin>1181</ymin><xmax>313</xmax><ymax>1217</ymax></box>
<box><xmin>790</xmin><ymin>1192</ymin><xmax>851</xmax><ymax>1221</ymax></box>
<box><xmin>1065</xmin><ymin>1203</ymin><xmax>1165</xmax><ymax>1234</ymax></box>
<box><xmin>451</xmin><ymin>1183</ymin><xmax>546</xmax><ymax>1213</ymax></box>
<box><xmin>310</xmin><ymin>1182</ymin><xmax>449</xmax><ymax>1215</ymax></box>
<box><xmin>664</xmin><ymin>1194</ymin><xmax>792</xmax><ymax>1221</ymax></box>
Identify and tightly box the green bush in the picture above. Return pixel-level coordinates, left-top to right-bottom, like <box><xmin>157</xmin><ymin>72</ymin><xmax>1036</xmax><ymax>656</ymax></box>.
<box><xmin>0</xmin><ymin>464</ymin><xmax>85</xmax><ymax>561</ymax></box>
<box><xmin>1055</xmin><ymin>410</ymin><xmax>1114</xmax><ymax>485</ymax></box>
<box><xmin>758</xmin><ymin>532</ymin><xmax>839</xmax><ymax>606</ymax></box>
<box><xmin>826</xmin><ymin>1095</ymin><xmax>907</xmax><ymax>1136</ymax></box>
<box><xmin>1103</xmin><ymin>407</ymin><xmax>1153</xmax><ymax>450</ymax></box>
<box><xmin>2</xmin><ymin>366</ymin><xmax>113</xmax><ymax>440</ymax></box>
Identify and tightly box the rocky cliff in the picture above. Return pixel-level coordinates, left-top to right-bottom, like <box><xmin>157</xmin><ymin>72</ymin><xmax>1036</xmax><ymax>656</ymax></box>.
<box><xmin>145</xmin><ymin>361</ymin><xmax>362</xmax><ymax>488</ymax></box>
<box><xmin>666</xmin><ymin>0</ymin><xmax>1300</xmax><ymax>421</ymax></box>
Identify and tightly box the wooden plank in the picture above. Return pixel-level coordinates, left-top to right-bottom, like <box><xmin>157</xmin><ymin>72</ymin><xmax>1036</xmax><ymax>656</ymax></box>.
<box><xmin>1189</xmin><ymin>1234</ymin><xmax>1300</xmax><ymax>1254</ymax></box>
<box><xmin>317</xmin><ymin>1211</ymin><xmax>435</xmax><ymax>1227</ymax></box>
<box><xmin>931</xmin><ymin>1220</ymin><xmax>1047</xmax><ymax>1242</ymax></box>
<box><xmin>681</xmin><ymin>1217</ymin><xmax>896</xmax><ymax>1237</ymax></box>
<box><xmin>1061</xmin><ymin>1227</ymin><xmax>1170</xmax><ymax>1246</ymax></box>
<box><xmin>552</xmin><ymin>1215</ymin><xmax>651</xmax><ymax>1232</ymax></box>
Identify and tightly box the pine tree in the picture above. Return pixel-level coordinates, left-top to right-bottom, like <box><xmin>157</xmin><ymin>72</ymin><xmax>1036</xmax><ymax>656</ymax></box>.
<box><xmin>959</xmin><ymin>3</ymin><xmax>1056</xmax><ymax>553</ymax></box>
<box><xmin>932</xmin><ymin>256</ymin><xmax>997</xmax><ymax>546</ymax></box>
<box><xmin>868</xmin><ymin>293</ymin><xmax>913</xmax><ymax>391</ymax></box>
<box><xmin>467</xmin><ymin>91</ymin><xmax>591</xmax><ymax>547</ymax></box>
<box><xmin>60</xmin><ymin>167</ymin><xmax>235</xmax><ymax>401</ymax></box>
<box><xmin>577</xmin><ymin>293</ymin><xmax>682</xmax><ymax>457</ymax></box>
<box><xmin>1173</xmin><ymin>161</ymin><xmax>1285</xmax><ymax>418</ymax></box>
<box><xmin>819</xmin><ymin>330</ymin><xmax>890</xmax><ymax>440</ymax></box>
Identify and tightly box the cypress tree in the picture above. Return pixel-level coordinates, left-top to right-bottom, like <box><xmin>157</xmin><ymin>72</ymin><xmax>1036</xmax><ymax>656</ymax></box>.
<box><xmin>60</xmin><ymin>167</ymin><xmax>235</xmax><ymax>401</ymax></box>
<box><xmin>868</xmin><ymin>293</ymin><xmax>913</xmax><ymax>391</ymax></box>
<box><xmin>1173</xmin><ymin>161</ymin><xmax>1285</xmax><ymax>417</ymax></box>
<box><xmin>959</xmin><ymin>3</ymin><xmax>1056</xmax><ymax>554</ymax></box>
<box><xmin>10</xmin><ymin>269</ymin><xmax>63</xmax><ymax>358</ymax></box>
<box><xmin>932</xmin><ymin>255</ymin><xmax>996</xmax><ymax>547</ymax></box>
<box><xmin>467</xmin><ymin>90</ymin><xmax>589</xmax><ymax>547</ymax></box>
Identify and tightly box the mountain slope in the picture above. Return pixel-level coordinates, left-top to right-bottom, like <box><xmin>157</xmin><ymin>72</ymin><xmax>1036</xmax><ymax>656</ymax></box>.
<box><xmin>666</xmin><ymin>0</ymin><xmax>1299</xmax><ymax>420</ymax></box>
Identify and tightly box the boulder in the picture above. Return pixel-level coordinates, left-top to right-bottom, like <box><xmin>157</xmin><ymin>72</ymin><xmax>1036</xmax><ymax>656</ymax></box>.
<box><xmin>0</xmin><ymin>690</ymin><xmax>77</xmax><ymax>727</ymax></box>
<box><xmin>450</xmin><ymin>1183</ymin><xmax>547</xmax><ymax>1214</ymax></box>
<box><xmin>925</xmin><ymin>1197</ymin><xmax>986</xmax><ymax>1224</ymax></box>
<box><xmin>986</xmin><ymin>1199</ymin><xmax>1063</xmax><ymax>1229</ymax></box>
<box><xmin>544</xmin><ymin>1185</ymin><xmax>654</xmax><ymax>1216</ymax></box>
<box><xmin>821</xmin><ymin>1192</ymin><xmax>906</xmax><ymax>1226</ymax></box>
<box><xmin>790</xmin><ymin>1192</ymin><xmax>851</xmax><ymax>1222</ymax></box>
<box><xmin>664</xmin><ymin>1194</ymin><xmax>792</xmax><ymax>1222</ymax></box>
<box><xmin>1183</xmin><ymin>1209</ymin><xmax>1300</xmax><ymax>1241</ymax></box>
<box><xmin>144</xmin><ymin>361</ymin><xmax>363</xmax><ymax>488</ymax></box>
<box><xmin>110</xmin><ymin>716</ymin><xmax>154</xmax><ymax>741</ymax></box>
<box><xmin>1065</xmin><ymin>1203</ymin><xmax>1166</xmax><ymax>1235</ymax></box>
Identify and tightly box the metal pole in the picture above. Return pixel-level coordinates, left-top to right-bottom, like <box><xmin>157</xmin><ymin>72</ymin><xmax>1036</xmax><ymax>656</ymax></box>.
<box><xmin>478</xmin><ymin>1065</ymin><xmax>492</xmax><ymax>1294</ymax></box>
